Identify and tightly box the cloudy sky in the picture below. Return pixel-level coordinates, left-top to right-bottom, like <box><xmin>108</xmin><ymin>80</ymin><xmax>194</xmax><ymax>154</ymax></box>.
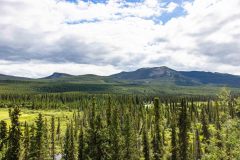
<box><xmin>0</xmin><ymin>0</ymin><xmax>240</xmax><ymax>78</ymax></box>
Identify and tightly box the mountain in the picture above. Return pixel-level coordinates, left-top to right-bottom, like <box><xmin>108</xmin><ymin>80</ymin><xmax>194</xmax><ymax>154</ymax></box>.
<box><xmin>180</xmin><ymin>71</ymin><xmax>240</xmax><ymax>87</ymax></box>
<box><xmin>110</xmin><ymin>66</ymin><xmax>240</xmax><ymax>87</ymax></box>
<box><xmin>110</xmin><ymin>66</ymin><xmax>199</xmax><ymax>85</ymax></box>
<box><xmin>1</xmin><ymin>66</ymin><xmax>240</xmax><ymax>88</ymax></box>
<box><xmin>43</xmin><ymin>72</ymin><xmax>74</xmax><ymax>79</ymax></box>
<box><xmin>111</xmin><ymin>66</ymin><xmax>179</xmax><ymax>79</ymax></box>
<box><xmin>0</xmin><ymin>74</ymin><xmax>30</xmax><ymax>81</ymax></box>
<box><xmin>1</xmin><ymin>66</ymin><xmax>240</xmax><ymax>95</ymax></box>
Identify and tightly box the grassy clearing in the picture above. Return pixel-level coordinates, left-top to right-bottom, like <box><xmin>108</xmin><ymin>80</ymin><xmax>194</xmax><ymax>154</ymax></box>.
<box><xmin>0</xmin><ymin>108</ymin><xmax>76</xmax><ymax>129</ymax></box>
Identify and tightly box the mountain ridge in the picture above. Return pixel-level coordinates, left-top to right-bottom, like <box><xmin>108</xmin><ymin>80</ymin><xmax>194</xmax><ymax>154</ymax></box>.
<box><xmin>0</xmin><ymin>66</ymin><xmax>240</xmax><ymax>87</ymax></box>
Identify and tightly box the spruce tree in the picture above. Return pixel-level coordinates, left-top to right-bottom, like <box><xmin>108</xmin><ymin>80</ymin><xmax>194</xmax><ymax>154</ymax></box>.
<box><xmin>35</xmin><ymin>113</ymin><xmax>44</xmax><ymax>159</ymax></box>
<box><xmin>78</xmin><ymin>124</ymin><xmax>84</xmax><ymax>160</ymax></box>
<box><xmin>153</xmin><ymin>97</ymin><xmax>162</xmax><ymax>160</ymax></box>
<box><xmin>51</xmin><ymin>116</ymin><xmax>55</xmax><ymax>160</ymax></box>
<box><xmin>95</xmin><ymin>115</ymin><xmax>109</xmax><ymax>160</ymax></box>
<box><xmin>110</xmin><ymin>106</ymin><xmax>122</xmax><ymax>160</ymax></box>
<box><xmin>43</xmin><ymin>118</ymin><xmax>50</xmax><ymax>159</ymax></box>
<box><xmin>63</xmin><ymin>123</ymin><xmax>75</xmax><ymax>160</ymax></box>
<box><xmin>85</xmin><ymin>98</ymin><xmax>97</xmax><ymax>159</ymax></box>
<box><xmin>195</xmin><ymin>129</ymin><xmax>201</xmax><ymax>160</ymax></box>
<box><xmin>142</xmin><ymin>120</ymin><xmax>150</xmax><ymax>160</ymax></box>
<box><xmin>123</xmin><ymin>112</ymin><xmax>138</xmax><ymax>160</ymax></box>
<box><xmin>171</xmin><ymin>114</ymin><xmax>178</xmax><ymax>160</ymax></box>
<box><xmin>0</xmin><ymin>120</ymin><xmax>7</xmax><ymax>152</ymax></box>
<box><xmin>5</xmin><ymin>107</ymin><xmax>21</xmax><ymax>160</ymax></box>
<box><xmin>201</xmin><ymin>109</ymin><xmax>210</xmax><ymax>143</ymax></box>
<box><xmin>29</xmin><ymin>124</ymin><xmax>37</xmax><ymax>160</ymax></box>
<box><xmin>106</xmin><ymin>96</ymin><xmax>112</xmax><ymax>127</ymax></box>
<box><xmin>23</xmin><ymin>122</ymin><xmax>30</xmax><ymax>160</ymax></box>
<box><xmin>56</xmin><ymin>117</ymin><xmax>61</xmax><ymax>141</ymax></box>
<box><xmin>178</xmin><ymin>99</ymin><xmax>189</xmax><ymax>160</ymax></box>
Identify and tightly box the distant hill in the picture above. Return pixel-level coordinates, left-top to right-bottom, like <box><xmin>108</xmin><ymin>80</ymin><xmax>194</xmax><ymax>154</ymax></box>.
<box><xmin>110</xmin><ymin>66</ymin><xmax>199</xmax><ymax>86</ymax></box>
<box><xmin>110</xmin><ymin>67</ymin><xmax>240</xmax><ymax>87</ymax></box>
<box><xmin>0</xmin><ymin>74</ymin><xmax>30</xmax><ymax>81</ymax></box>
<box><xmin>1</xmin><ymin>66</ymin><xmax>240</xmax><ymax>89</ymax></box>
<box><xmin>111</xmin><ymin>66</ymin><xmax>177</xmax><ymax>79</ymax></box>
<box><xmin>180</xmin><ymin>71</ymin><xmax>240</xmax><ymax>87</ymax></box>
<box><xmin>43</xmin><ymin>72</ymin><xmax>74</xmax><ymax>79</ymax></box>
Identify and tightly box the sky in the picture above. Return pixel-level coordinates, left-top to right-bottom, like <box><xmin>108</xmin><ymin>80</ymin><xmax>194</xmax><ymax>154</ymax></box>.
<box><xmin>0</xmin><ymin>0</ymin><xmax>240</xmax><ymax>78</ymax></box>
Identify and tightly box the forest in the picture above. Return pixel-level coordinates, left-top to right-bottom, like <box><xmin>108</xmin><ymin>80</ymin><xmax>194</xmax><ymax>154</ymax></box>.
<box><xmin>0</xmin><ymin>88</ymin><xmax>240</xmax><ymax>160</ymax></box>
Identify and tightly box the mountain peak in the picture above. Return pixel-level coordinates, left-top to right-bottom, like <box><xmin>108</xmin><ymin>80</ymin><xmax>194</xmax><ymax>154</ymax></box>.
<box><xmin>138</xmin><ymin>66</ymin><xmax>173</xmax><ymax>70</ymax></box>
<box><xmin>45</xmin><ymin>72</ymin><xmax>73</xmax><ymax>79</ymax></box>
<box><xmin>111</xmin><ymin>66</ymin><xmax>178</xmax><ymax>80</ymax></box>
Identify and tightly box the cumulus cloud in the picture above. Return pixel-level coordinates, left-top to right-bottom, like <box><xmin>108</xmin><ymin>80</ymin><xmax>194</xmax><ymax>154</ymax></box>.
<box><xmin>0</xmin><ymin>0</ymin><xmax>239</xmax><ymax>77</ymax></box>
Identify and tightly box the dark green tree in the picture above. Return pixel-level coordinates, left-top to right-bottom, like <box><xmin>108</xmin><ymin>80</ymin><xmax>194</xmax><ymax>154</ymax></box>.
<box><xmin>171</xmin><ymin>115</ymin><xmax>178</xmax><ymax>160</ymax></box>
<box><xmin>123</xmin><ymin>112</ymin><xmax>138</xmax><ymax>160</ymax></box>
<box><xmin>56</xmin><ymin>117</ymin><xmax>61</xmax><ymax>141</ymax></box>
<box><xmin>50</xmin><ymin>116</ymin><xmax>55</xmax><ymax>160</ymax></box>
<box><xmin>201</xmin><ymin>109</ymin><xmax>210</xmax><ymax>143</ymax></box>
<box><xmin>153</xmin><ymin>98</ymin><xmax>162</xmax><ymax>160</ymax></box>
<box><xmin>35</xmin><ymin>113</ymin><xmax>44</xmax><ymax>159</ymax></box>
<box><xmin>178</xmin><ymin>100</ymin><xmax>189</xmax><ymax>160</ymax></box>
<box><xmin>142</xmin><ymin>120</ymin><xmax>150</xmax><ymax>160</ymax></box>
<box><xmin>0</xmin><ymin>120</ymin><xmax>7</xmax><ymax>152</ymax></box>
<box><xmin>29</xmin><ymin>124</ymin><xmax>37</xmax><ymax>160</ymax></box>
<box><xmin>43</xmin><ymin>119</ymin><xmax>50</xmax><ymax>159</ymax></box>
<box><xmin>110</xmin><ymin>106</ymin><xmax>122</xmax><ymax>160</ymax></box>
<box><xmin>63</xmin><ymin>123</ymin><xmax>75</xmax><ymax>160</ymax></box>
<box><xmin>195</xmin><ymin>129</ymin><xmax>201</xmax><ymax>160</ymax></box>
<box><xmin>4</xmin><ymin>107</ymin><xmax>21</xmax><ymax>160</ymax></box>
<box><xmin>23</xmin><ymin>122</ymin><xmax>30</xmax><ymax>160</ymax></box>
<box><xmin>78</xmin><ymin>124</ymin><xmax>84</xmax><ymax>160</ymax></box>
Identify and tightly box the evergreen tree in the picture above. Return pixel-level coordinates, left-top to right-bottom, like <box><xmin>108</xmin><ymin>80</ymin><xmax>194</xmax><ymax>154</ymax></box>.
<box><xmin>142</xmin><ymin>120</ymin><xmax>150</xmax><ymax>160</ymax></box>
<box><xmin>201</xmin><ymin>109</ymin><xmax>210</xmax><ymax>143</ymax></box>
<box><xmin>86</xmin><ymin>113</ymin><xmax>109</xmax><ymax>160</ymax></box>
<box><xmin>85</xmin><ymin>98</ymin><xmax>97</xmax><ymax>159</ymax></box>
<box><xmin>4</xmin><ymin>107</ymin><xmax>21</xmax><ymax>160</ymax></box>
<box><xmin>195</xmin><ymin>129</ymin><xmax>201</xmax><ymax>160</ymax></box>
<box><xmin>43</xmin><ymin>118</ymin><xmax>50</xmax><ymax>159</ymax></box>
<box><xmin>153</xmin><ymin>98</ymin><xmax>162</xmax><ymax>160</ymax></box>
<box><xmin>106</xmin><ymin>96</ymin><xmax>112</xmax><ymax>127</ymax></box>
<box><xmin>56</xmin><ymin>117</ymin><xmax>61</xmax><ymax>141</ymax></box>
<box><xmin>95</xmin><ymin>115</ymin><xmax>109</xmax><ymax>160</ymax></box>
<box><xmin>51</xmin><ymin>116</ymin><xmax>55</xmax><ymax>160</ymax></box>
<box><xmin>178</xmin><ymin>100</ymin><xmax>189</xmax><ymax>160</ymax></box>
<box><xmin>0</xmin><ymin>120</ymin><xmax>7</xmax><ymax>152</ymax></box>
<box><xmin>78</xmin><ymin>124</ymin><xmax>84</xmax><ymax>160</ymax></box>
<box><xmin>110</xmin><ymin>106</ymin><xmax>122</xmax><ymax>160</ymax></box>
<box><xmin>123</xmin><ymin>112</ymin><xmax>138</xmax><ymax>160</ymax></box>
<box><xmin>63</xmin><ymin>123</ymin><xmax>75</xmax><ymax>160</ymax></box>
<box><xmin>29</xmin><ymin>124</ymin><xmax>37</xmax><ymax>160</ymax></box>
<box><xmin>35</xmin><ymin>113</ymin><xmax>44</xmax><ymax>159</ymax></box>
<box><xmin>23</xmin><ymin>122</ymin><xmax>30</xmax><ymax>160</ymax></box>
<box><xmin>171</xmin><ymin>115</ymin><xmax>178</xmax><ymax>160</ymax></box>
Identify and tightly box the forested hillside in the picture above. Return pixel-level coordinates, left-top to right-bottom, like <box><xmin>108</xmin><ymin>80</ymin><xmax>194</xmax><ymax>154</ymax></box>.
<box><xmin>1</xmin><ymin>88</ymin><xmax>240</xmax><ymax>159</ymax></box>
<box><xmin>1</xmin><ymin>66</ymin><xmax>240</xmax><ymax>95</ymax></box>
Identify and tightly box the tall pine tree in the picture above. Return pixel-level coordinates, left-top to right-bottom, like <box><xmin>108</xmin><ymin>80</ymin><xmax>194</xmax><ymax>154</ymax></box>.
<box><xmin>178</xmin><ymin>99</ymin><xmax>189</xmax><ymax>160</ymax></box>
<box><xmin>4</xmin><ymin>107</ymin><xmax>21</xmax><ymax>160</ymax></box>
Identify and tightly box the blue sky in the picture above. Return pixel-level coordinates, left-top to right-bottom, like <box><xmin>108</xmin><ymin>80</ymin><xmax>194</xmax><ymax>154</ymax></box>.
<box><xmin>0</xmin><ymin>0</ymin><xmax>239</xmax><ymax>77</ymax></box>
<box><xmin>65</xmin><ymin>0</ymin><xmax>194</xmax><ymax>24</ymax></box>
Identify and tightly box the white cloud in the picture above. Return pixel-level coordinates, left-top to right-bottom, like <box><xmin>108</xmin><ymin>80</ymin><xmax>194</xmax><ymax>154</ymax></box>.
<box><xmin>0</xmin><ymin>0</ymin><xmax>240</xmax><ymax>77</ymax></box>
<box><xmin>0</xmin><ymin>60</ymin><xmax>121</xmax><ymax>78</ymax></box>
<box><xmin>165</xmin><ymin>2</ymin><xmax>178</xmax><ymax>12</ymax></box>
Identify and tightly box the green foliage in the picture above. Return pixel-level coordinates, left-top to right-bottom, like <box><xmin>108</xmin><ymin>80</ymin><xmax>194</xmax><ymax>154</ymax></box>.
<box><xmin>4</xmin><ymin>107</ymin><xmax>21</xmax><ymax>160</ymax></box>
<box><xmin>0</xmin><ymin>89</ymin><xmax>240</xmax><ymax>160</ymax></box>
<box><xmin>63</xmin><ymin>123</ymin><xmax>75</xmax><ymax>160</ymax></box>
